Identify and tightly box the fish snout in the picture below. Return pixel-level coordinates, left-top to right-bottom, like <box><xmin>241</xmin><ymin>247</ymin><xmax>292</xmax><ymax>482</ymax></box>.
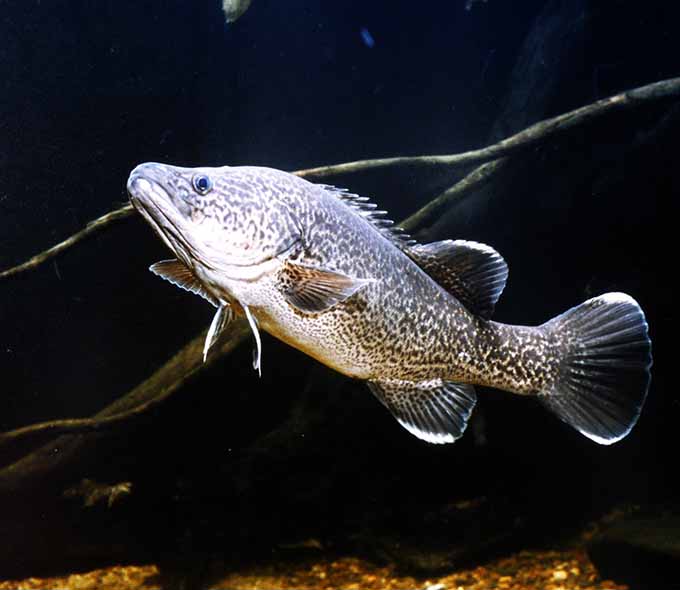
<box><xmin>127</xmin><ymin>162</ymin><xmax>195</xmax><ymax>222</ymax></box>
<box><xmin>126</xmin><ymin>162</ymin><xmax>166</xmax><ymax>197</ymax></box>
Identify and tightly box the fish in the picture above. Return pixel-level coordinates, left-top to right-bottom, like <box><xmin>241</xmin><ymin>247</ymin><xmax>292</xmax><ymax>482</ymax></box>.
<box><xmin>126</xmin><ymin>163</ymin><xmax>652</xmax><ymax>445</ymax></box>
<box><xmin>222</xmin><ymin>0</ymin><xmax>252</xmax><ymax>24</ymax></box>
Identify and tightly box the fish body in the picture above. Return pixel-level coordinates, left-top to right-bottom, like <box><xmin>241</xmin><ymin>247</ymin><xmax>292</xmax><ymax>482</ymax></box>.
<box><xmin>127</xmin><ymin>163</ymin><xmax>652</xmax><ymax>445</ymax></box>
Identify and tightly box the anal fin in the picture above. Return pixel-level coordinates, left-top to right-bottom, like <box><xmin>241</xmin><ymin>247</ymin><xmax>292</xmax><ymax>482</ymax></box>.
<box><xmin>367</xmin><ymin>378</ymin><xmax>476</xmax><ymax>444</ymax></box>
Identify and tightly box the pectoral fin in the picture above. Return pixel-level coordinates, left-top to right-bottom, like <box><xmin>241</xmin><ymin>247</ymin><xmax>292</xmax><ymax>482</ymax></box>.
<box><xmin>277</xmin><ymin>261</ymin><xmax>373</xmax><ymax>314</ymax></box>
<box><xmin>150</xmin><ymin>259</ymin><xmax>218</xmax><ymax>307</ymax></box>
<box><xmin>203</xmin><ymin>303</ymin><xmax>235</xmax><ymax>362</ymax></box>
<box><xmin>367</xmin><ymin>377</ymin><xmax>476</xmax><ymax>444</ymax></box>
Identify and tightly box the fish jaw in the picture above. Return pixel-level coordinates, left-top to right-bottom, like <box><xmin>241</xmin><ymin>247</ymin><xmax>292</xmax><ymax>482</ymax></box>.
<box><xmin>127</xmin><ymin>163</ymin><xmax>197</xmax><ymax>268</ymax></box>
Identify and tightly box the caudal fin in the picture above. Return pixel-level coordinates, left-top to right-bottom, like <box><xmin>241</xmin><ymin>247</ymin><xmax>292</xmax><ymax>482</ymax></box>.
<box><xmin>539</xmin><ymin>292</ymin><xmax>652</xmax><ymax>445</ymax></box>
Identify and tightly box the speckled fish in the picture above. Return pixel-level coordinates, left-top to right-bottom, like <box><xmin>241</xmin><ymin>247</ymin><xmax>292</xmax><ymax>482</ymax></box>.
<box><xmin>127</xmin><ymin>163</ymin><xmax>652</xmax><ymax>445</ymax></box>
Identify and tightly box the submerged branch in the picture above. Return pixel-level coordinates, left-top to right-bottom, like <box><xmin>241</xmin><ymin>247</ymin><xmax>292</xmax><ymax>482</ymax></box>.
<box><xmin>0</xmin><ymin>398</ymin><xmax>168</xmax><ymax>446</ymax></box>
<box><xmin>400</xmin><ymin>158</ymin><xmax>510</xmax><ymax>234</ymax></box>
<box><xmin>295</xmin><ymin>77</ymin><xmax>680</xmax><ymax>179</ymax></box>
<box><xmin>0</xmin><ymin>204</ymin><xmax>135</xmax><ymax>280</ymax></box>
<box><xmin>0</xmin><ymin>316</ymin><xmax>240</xmax><ymax>448</ymax></box>
<box><xmin>1</xmin><ymin>77</ymin><xmax>678</xmax><ymax>281</ymax></box>
<box><xmin>0</xmin><ymin>321</ymin><xmax>250</xmax><ymax>492</ymax></box>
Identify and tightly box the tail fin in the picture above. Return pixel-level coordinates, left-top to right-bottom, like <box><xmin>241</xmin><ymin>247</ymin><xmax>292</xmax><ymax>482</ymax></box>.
<box><xmin>539</xmin><ymin>292</ymin><xmax>652</xmax><ymax>445</ymax></box>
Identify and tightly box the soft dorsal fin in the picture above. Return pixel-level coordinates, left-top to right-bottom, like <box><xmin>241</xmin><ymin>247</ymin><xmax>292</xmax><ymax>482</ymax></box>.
<box><xmin>277</xmin><ymin>261</ymin><xmax>373</xmax><ymax>314</ymax></box>
<box><xmin>407</xmin><ymin>240</ymin><xmax>508</xmax><ymax>320</ymax></box>
<box><xmin>320</xmin><ymin>184</ymin><xmax>416</xmax><ymax>250</ymax></box>
<box><xmin>367</xmin><ymin>377</ymin><xmax>476</xmax><ymax>444</ymax></box>
<box><xmin>149</xmin><ymin>259</ymin><xmax>218</xmax><ymax>307</ymax></box>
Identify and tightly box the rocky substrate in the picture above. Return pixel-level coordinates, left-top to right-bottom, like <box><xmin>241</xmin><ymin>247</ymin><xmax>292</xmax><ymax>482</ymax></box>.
<box><xmin>0</xmin><ymin>548</ymin><xmax>626</xmax><ymax>590</ymax></box>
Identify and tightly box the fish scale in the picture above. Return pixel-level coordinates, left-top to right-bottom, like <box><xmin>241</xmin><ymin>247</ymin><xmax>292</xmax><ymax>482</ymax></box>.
<box><xmin>127</xmin><ymin>163</ymin><xmax>652</xmax><ymax>446</ymax></box>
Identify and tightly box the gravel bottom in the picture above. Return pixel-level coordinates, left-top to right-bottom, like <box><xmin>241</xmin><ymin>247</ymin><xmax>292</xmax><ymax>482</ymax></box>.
<box><xmin>0</xmin><ymin>548</ymin><xmax>627</xmax><ymax>590</ymax></box>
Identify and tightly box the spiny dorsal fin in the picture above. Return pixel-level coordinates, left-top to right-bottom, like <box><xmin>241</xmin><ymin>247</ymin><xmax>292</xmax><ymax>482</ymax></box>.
<box><xmin>150</xmin><ymin>259</ymin><xmax>218</xmax><ymax>307</ymax></box>
<box><xmin>408</xmin><ymin>240</ymin><xmax>508</xmax><ymax>320</ymax></box>
<box><xmin>319</xmin><ymin>184</ymin><xmax>416</xmax><ymax>249</ymax></box>
<box><xmin>277</xmin><ymin>260</ymin><xmax>373</xmax><ymax>314</ymax></box>
<box><xmin>367</xmin><ymin>377</ymin><xmax>476</xmax><ymax>444</ymax></box>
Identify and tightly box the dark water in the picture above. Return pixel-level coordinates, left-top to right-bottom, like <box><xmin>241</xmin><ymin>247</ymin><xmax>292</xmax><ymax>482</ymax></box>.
<box><xmin>0</xmin><ymin>0</ymin><xmax>678</xmax><ymax>587</ymax></box>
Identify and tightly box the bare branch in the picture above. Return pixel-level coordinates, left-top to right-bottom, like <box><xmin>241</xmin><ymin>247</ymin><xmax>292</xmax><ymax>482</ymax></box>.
<box><xmin>0</xmin><ymin>205</ymin><xmax>135</xmax><ymax>279</ymax></box>
<box><xmin>2</xmin><ymin>77</ymin><xmax>678</xmax><ymax>281</ymax></box>
<box><xmin>0</xmin><ymin>320</ymin><xmax>251</xmax><ymax>492</ymax></box>
<box><xmin>295</xmin><ymin>77</ymin><xmax>680</xmax><ymax>179</ymax></box>
<box><xmin>399</xmin><ymin>158</ymin><xmax>510</xmax><ymax>234</ymax></box>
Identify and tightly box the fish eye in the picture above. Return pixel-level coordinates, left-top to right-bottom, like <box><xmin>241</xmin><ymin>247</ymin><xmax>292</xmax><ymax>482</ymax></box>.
<box><xmin>192</xmin><ymin>174</ymin><xmax>213</xmax><ymax>195</ymax></box>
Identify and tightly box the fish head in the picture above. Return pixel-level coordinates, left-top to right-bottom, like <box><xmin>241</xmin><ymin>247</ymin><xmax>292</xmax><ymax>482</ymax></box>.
<box><xmin>126</xmin><ymin>162</ymin><xmax>303</xmax><ymax>287</ymax></box>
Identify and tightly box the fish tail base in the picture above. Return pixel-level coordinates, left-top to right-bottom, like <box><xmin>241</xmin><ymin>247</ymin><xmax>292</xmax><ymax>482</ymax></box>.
<box><xmin>538</xmin><ymin>292</ymin><xmax>652</xmax><ymax>445</ymax></box>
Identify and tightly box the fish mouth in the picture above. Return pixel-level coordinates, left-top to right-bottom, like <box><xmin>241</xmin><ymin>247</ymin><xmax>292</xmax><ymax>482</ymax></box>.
<box><xmin>127</xmin><ymin>166</ymin><xmax>194</xmax><ymax>266</ymax></box>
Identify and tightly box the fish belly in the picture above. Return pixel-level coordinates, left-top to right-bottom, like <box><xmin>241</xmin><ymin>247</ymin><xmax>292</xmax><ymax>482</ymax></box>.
<box><xmin>255</xmin><ymin>304</ymin><xmax>375</xmax><ymax>380</ymax></box>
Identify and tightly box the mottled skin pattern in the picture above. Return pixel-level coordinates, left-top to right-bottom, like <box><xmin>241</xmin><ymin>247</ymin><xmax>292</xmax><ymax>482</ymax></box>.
<box><xmin>127</xmin><ymin>163</ymin><xmax>566</xmax><ymax>399</ymax></box>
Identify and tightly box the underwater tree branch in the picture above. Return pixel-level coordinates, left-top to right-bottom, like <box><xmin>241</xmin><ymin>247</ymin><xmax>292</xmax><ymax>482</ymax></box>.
<box><xmin>399</xmin><ymin>158</ymin><xmax>510</xmax><ymax>234</ymax></box>
<box><xmin>1</xmin><ymin>76</ymin><xmax>678</xmax><ymax>281</ymax></box>
<box><xmin>0</xmin><ymin>314</ymin><xmax>238</xmax><ymax>447</ymax></box>
<box><xmin>0</xmin><ymin>320</ymin><xmax>250</xmax><ymax>493</ymax></box>
<box><xmin>0</xmin><ymin>204</ymin><xmax>135</xmax><ymax>280</ymax></box>
<box><xmin>295</xmin><ymin>76</ymin><xmax>680</xmax><ymax>179</ymax></box>
<box><xmin>0</xmin><ymin>399</ymin><xmax>167</xmax><ymax>447</ymax></box>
